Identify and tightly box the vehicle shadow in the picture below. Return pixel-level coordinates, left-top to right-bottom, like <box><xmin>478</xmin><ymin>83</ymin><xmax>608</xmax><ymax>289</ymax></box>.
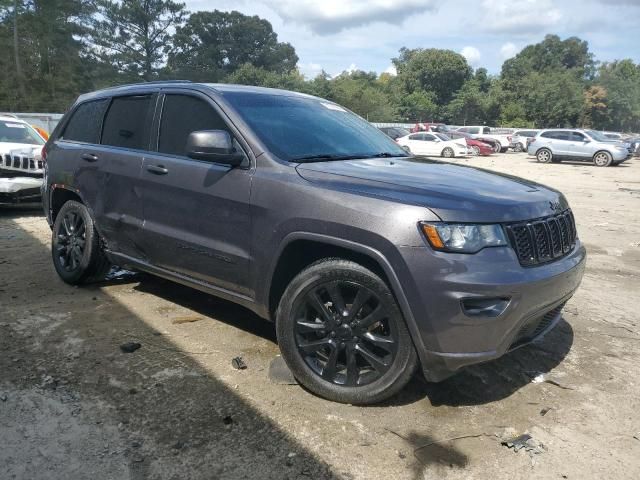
<box><xmin>526</xmin><ymin>160</ymin><xmax>631</xmax><ymax>167</ymax></box>
<box><xmin>388</xmin><ymin>318</ymin><xmax>574</xmax><ymax>407</ymax></box>
<box><xmin>0</xmin><ymin>218</ymin><xmax>335</xmax><ymax>479</ymax></box>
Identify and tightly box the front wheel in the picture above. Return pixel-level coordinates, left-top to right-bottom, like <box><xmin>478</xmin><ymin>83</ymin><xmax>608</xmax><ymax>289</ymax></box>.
<box><xmin>514</xmin><ymin>143</ymin><xmax>524</xmax><ymax>152</ymax></box>
<box><xmin>442</xmin><ymin>147</ymin><xmax>454</xmax><ymax>158</ymax></box>
<box><xmin>593</xmin><ymin>151</ymin><xmax>612</xmax><ymax>167</ymax></box>
<box><xmin>276</xmin><ymin>259</ymin><xmax>418</xmax><ymax>405</ymax></box>
<box><xmin>51</xmin><ymin>200</ymin><xmax>111</xmax><ymax>284</ymax></box>
<box><xmin>470</xmin><ymin>145</ymin><xmax>481</xmax><ymax>156</ymax></box>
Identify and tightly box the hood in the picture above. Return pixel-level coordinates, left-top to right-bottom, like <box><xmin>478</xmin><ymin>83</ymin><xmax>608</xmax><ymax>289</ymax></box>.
<box><xmin>296</xmin><ymin>157</ymin><xmax>568</xmax><ymax>223</ymax></box>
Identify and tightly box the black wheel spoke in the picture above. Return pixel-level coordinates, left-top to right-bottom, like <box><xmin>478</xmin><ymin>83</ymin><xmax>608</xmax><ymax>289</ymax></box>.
<box><xmin>345</xmin><ymin>344</ymin><xmax>358</xmax><ymax>386</ymax></box>
<box><xmin>358</xmin><ymin>305</ymin><xmax>385</xmax><ymax>329</ymax></box>
<box><xmin>321</xmin><ymin>343</ymin><xmax>340</xmax><ymax>381</ymax></box>
<box><xmin>327</xmin><ymin>282</ymin><xmax>347</xmax><ymax>315</ymax></box>
<box><xmin>356</xmin><ymin>344</ymin><xmax>390</xmax><ymax>374</ymax></box>
<box><xmin>308</xmin><ymin>292</ymin><xmax>333</xmax><ymax>323</ymax></box>
<box><xmin>62</xmin><ymin>216</ymin><xmax>72</xmax><ymax>235</ymax></box>
<box><xmin>362</xmin><ymin>332</ymin><xmax>395</xmax><ymax>353</ymax></box>
<box><xmin>298</xmin><ymin>338</ymin><xmax>332</xmax><ymax>353</ymax></box>
<box><xmin>346</xmin><ymin>288</ymin><xmax>370</xmax><ymax>322</ymax></box>
<box><xmin>296</xmin><ymin>320</ymin><xmax>327</xmax><ymax>334</ymax></box>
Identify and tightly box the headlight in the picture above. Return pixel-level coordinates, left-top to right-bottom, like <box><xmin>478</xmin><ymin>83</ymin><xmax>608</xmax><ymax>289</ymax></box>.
<box><xmin>420</xmin><ymin>223</ymin><xmax>508</xmax><ymax>253</ymax></box>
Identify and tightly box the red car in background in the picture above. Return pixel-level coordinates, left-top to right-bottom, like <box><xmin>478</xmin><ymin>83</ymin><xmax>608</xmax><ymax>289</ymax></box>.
<box><xmin>446</xmin><ymin>131</ymin><xmax>494</xmax><ymax>156</ymax></box>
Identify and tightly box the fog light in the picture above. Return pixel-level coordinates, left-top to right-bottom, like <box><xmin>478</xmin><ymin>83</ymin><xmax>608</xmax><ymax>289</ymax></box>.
<box><xmin>461</xmin><ymin>297</ymin><xmax>510</xmax><ymax>317</ymax></box>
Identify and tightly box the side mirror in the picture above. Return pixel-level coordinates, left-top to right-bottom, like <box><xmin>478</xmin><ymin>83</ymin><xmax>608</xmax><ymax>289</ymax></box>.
<box><xmin>583</xmin><ymin>139</ymin><xmax>590</xmax><ymax>143</ymax></box>
<box><xmin>186</xmin><ymin>130</ymin><xmax>244</xmax><ymax>166</ymax></box>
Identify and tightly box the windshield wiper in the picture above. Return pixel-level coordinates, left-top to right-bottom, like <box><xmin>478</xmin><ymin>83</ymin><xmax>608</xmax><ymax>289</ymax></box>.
<box><xmin>294</xmin><ymin>152</ymin><xmax>408</xmax><ymax>162</ymax></box>
<box><xmin>293</xmin><ymin>154</ymin><xmax>373</xmax><ymax>162</ymax></box>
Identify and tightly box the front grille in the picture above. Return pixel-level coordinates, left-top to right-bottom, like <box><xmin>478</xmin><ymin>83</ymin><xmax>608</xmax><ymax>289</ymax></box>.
<box><xmin>510</xmin><ymin>302</ymin><xmax>566</xmax><ymax>349</ymax></box>
<box><xmin>506</xmin><ymin>209</ymin><xmax>577</xmax><ymax>266</ymax></box>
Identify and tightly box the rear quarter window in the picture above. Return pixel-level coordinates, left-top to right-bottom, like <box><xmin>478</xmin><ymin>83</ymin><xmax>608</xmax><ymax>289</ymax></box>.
<box><xmin>61</xmin><ymin>99</ymin><xmax>110</xmax><ymax>144</ymax></box>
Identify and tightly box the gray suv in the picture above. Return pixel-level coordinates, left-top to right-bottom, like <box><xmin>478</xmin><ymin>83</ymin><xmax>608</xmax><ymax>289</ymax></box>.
<box><xmin>528</xmin><ymin>128</ymin><xmax>632</xmax><ymax>166</ymax></box>
<box><xmin>42</xmin><ymin>82</ymin><xmax>586</xmax><ymax>404</ymax></box>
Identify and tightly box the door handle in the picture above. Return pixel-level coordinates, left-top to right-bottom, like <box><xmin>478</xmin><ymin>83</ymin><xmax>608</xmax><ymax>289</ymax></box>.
<box><xmin>81</xmin><ymin>153</ymin><xmax>98</xmax><ymax>162</ymax></box>
<box><xmin>147</xmin><ymin>164</ymin><xmax>169</xmax><ymax>175</ymax></box>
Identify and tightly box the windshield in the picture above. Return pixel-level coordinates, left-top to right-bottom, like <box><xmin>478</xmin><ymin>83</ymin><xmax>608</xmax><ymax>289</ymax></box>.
<box><xmin>586</xmin><ymin>130</ymin><xmax>613</xmax><ymax>142</ymax></box>
<box><xmin>222</xmin><ymin>92</ymin><xmax>408</xmax><ymax>162</ymax></box>
<box><xmin>0</xmin><ymin>120</ymin><xmax>45</xmax><ymax>145</ymax></box>
<box><xmin>435</xmin><ymin>133</ymin><xmax>451</xmax><ymax>141</ymax></box>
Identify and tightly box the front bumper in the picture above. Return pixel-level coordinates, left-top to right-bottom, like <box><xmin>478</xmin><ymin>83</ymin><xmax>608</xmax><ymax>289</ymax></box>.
<box><xmin>398</xmin><ymin>241</ymin><xmax>586</xmax><ymax>381</ymax></box>
<box><xmin>0</xmin><ymin>176</ymin><xmax>43</xmax><ymax>204</ymax></box>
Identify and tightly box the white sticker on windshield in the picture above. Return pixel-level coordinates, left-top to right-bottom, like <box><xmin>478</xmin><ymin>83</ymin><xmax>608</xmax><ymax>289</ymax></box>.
<box><xmin>320</xmin><ymin>102</ymin><xmax>347</xmax><ymax>112</ymax></box>
<box><xmin>5</xmin><ymin>123</ymin><xmax>25</xmax><ymax>128</ymax></box>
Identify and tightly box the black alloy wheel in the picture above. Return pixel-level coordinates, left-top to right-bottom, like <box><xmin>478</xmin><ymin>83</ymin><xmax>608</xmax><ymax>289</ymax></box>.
<box><xmin>55</xmin><ymin>210</ymin><xmax>86</xmax><ymax>272</ymax></box>
<box><xmin>293</xmin><ymin>280</ymin><xmax>397</xmax><ymax>387</ymax></box>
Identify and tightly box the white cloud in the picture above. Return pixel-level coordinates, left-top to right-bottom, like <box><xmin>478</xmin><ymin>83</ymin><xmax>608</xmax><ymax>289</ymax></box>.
<box><xmin>299</xmin><ymin>62</ymin><xmax>323</xmax><ymax>78</ymax></box>
<box><xmin>460</xmin><ymin>46</ymin><xmax>482</xmax><ymax>66</ymax></box>
<box><xmin>480</xmin><ymin>0</ymin><xmax>562</xmax><ymax>33</ymax></box>
<box><xmin>265</xmin><ymin>0</ymin><xmax>438</xmax><ymax>34</ymax></box>
<box><xmin>384</xmin><ymin>64</ymin><xmax>398</xmax><ymax>76</ymax></box>
<box><xmin>500</xmin><ymin>42</ymin><xmax>520</xmax><ymax>60</ymax></box>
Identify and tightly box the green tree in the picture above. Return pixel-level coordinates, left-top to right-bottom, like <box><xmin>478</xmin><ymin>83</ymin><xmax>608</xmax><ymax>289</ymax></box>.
<box><xmin>596</xmin><ymin>60</ymin><xmax>640</xmax><ymax>131</ymax></box>
<box><xmin>225</xmin><ymin>63</ymin><xmax>308</xmax><ymax>92</ymax></box>
<box><xmin>393</xmin><ymin>48</ymin><xmax>472</xmax><ymax>105</ymax></box>
<box><xmin>167</xmin><ymin>10</ymin><xmax>297</xmax><ymax>82</ymax></box>
<box><xmin>90</xmin><ymin>0</ymin><xmax>186</xmax><ymax>81</ymax></box>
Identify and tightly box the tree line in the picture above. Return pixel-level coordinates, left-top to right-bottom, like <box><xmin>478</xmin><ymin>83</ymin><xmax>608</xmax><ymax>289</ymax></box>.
<box><xmin>1</xmin><ymin>0</ymin><xmax>639</xmax><ymax>132</ymax></box>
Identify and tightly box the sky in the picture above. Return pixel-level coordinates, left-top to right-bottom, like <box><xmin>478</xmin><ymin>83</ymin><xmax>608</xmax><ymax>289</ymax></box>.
<box><xmin>184</xmin><ymin>0</ymin><xmax>640</xmax><ymax>78</ymax></box>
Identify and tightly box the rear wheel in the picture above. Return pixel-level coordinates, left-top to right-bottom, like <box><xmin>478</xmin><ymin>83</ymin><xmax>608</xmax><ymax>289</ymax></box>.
<box><xmin>470</xmin><ymin>145</ymin><xmax>481</xmax><ymax>156</ymax></box>
<box><xmin>492</xmin><ymin>143</ymin><xmax>501</xmax><ymax>153</ymax></box>
<box><xmin>514</xmin><ymin>143</ymin><xmax>524</xmax><ymax>152</ymax></box>
<box><xmin>276</xmin><ymin>259</ymin><xmax>418</xmax><ymax>405</ymax></box>
<box><xmin>442</xmin><ymin>147</ymin><xmax>454</xmax><ymax>158</ymax></box>
<box><xmin>51</xmin><ymin>200</ymin><xmax>111</xmax><ymax>285</ymax></box>
<box><xmin>593</xmin><ymin>151</ymin><xmax>612</xmax><ymax>167</ymax></box>
<box><xmin>536</xmin><ymin>148</ymin><xmax>553</xmax><ymax>163</ymax></box>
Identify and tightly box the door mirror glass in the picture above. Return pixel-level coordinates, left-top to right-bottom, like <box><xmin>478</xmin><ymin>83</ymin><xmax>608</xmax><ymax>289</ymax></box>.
<box><xmin>186</xmin><ymin>130</ymin><xmax>244</xmax><ymax>166</ymax></box>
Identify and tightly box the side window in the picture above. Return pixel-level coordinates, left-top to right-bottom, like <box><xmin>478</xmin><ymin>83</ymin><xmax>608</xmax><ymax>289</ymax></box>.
<box><xmin>482</xmin><ymin>127</ymin><xmax>490</xmax><ymax>134</ymax></box>
<box><xmin>556</xmin><ymin>131</ymin><xmax>571</xmax><ymax>141</ymax></box>
<box><xmin>541</xmin><ymin>131</ymin><xmax>555</xmax><ymax>139</ymax></box>
<box><xmin>159</xmin><ymin>94</ymin><xmax>231</xmax><ymax>156</ymax></box>
<box><xmin>457</xmin><ymin>127</ymin><xmax>469</xmax><ymax>133</ymax></box>
<box><xmin>424</xmin><ymin>134</ymin><xmax>436</xmax><ymax>141</ymax></box>
<box><xmin>409</xmin><ymin>133</ymin><xmax>423</xmax><ymax>140</ymax></box>
<box><xmin>61</xmin><ymin>99</ymin><xmax>109</xmax><ymax>144</ymax></box>
<box><xmin>101</xmin><ymin>95</ymin><xmax>154</xmax><ymax>150</ymax></box>
<box><xmin>571</xmin><ymin>132</ymin><xmax>586</xmax><ymax>142</ymax></box>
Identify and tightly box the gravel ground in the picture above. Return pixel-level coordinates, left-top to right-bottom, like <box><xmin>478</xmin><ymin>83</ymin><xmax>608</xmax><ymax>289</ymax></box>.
<box><xmin>1</xmin><ymin>152</ymin><xmax>639</xmax><ymax>479</ymax></box>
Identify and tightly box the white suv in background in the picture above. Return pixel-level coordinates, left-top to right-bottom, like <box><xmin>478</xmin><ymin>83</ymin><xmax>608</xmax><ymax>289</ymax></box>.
<box><xmin>528</xmin><ymin>129</ymin><xmax>631</xmax><ymax>167</ymax></box>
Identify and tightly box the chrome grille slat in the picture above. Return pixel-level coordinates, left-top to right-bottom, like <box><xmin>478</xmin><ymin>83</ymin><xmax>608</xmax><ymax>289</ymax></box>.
<box><xmin>506</xmin><ymin>209</ymin><xmax>577</xmax><ymax>267</ymax></box>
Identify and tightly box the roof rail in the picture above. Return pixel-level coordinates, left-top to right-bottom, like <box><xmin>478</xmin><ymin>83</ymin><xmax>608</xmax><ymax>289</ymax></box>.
<box><xmin>100</xmin><ymin>79</ymin><xmax>193</xmax><ymax>91</ymax></box>
<box><xmin>0</xmin><ymin>112</ymin><xmax>21</xmax><ymax>119</ymax></box>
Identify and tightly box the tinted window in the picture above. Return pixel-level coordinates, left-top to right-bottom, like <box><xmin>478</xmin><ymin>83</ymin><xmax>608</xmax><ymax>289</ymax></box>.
<box><xmin>482</xmin><ymin>127</ymin><xmax>490</xmax><ymax>134</ymax></box>
<box><xmin>62</xmin><ymin>99</ymin><xmax>109</xmax><ymax>144</ymax></box>
<box><xmin>542</xmin><ymin>131</ymin><xmax>570</xmax><ymax>140</ymax></box>
<box><xmin>424</xmin><ymin>134</ymin><xmax>436</xmax><ymax>141</ymax></box>
<box><xmin>159</xmin><ymin>94</ymin><xmax>231</xmax><ymax>156</ymax></box>
<box><xmin>101</xmin><ymin>95</ymin><xmax>153</xmax><ymax>150</ymax></box>
<box><xmin>409</xmin><ymin>133</ymin><xmax>424</xmax><ymax>140</ymax></box>
<box><xmin>222</xmin><ymin>92</ymin><xmax>407</xmax><ymax>161</ymax></box>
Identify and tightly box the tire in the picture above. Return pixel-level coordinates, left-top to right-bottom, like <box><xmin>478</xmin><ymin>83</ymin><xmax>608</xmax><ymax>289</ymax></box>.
<box><xmin>275</xmin><ymin>258</ymin><xmax>418</xmax><ymax>405</ymax></box>
<box><xmin>536</xmin><ymin>148</ymin><xmax>553</xmax><ymax>163</ymax></box>
<box><xmin>492</xmin><ymin>143</ymin><xmax>501</xmax><ymax>153</ymax></box>
<box><xmin>442</xmin><ymin>147</ymin><xmax>454</xmax><ymax>158</ymax></box>
<box><xmin>51</xmin><ymin>200</ymin><xmax>111</xmax><ymax>285</ymax></box>
<box><xmin>514</xmin><ymin>143</ymin><xmax>524</xmax><ymax>153</ymax></box>
<box><xmin>500</xmin><ymin>147</ymin><xmax>508</xmax><ymax>153</ymax></box>
<box><xmin>593</xmin><ymin>151</ymin><xmax>612</xmax><ymax>167</ymax></box>
<box><xmin>470</xmin><ymin>145</ymin><xmax>481</xmax><ymax>156</ymax></box>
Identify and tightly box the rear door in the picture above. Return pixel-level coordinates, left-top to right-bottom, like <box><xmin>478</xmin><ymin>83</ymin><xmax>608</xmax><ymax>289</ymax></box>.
<box><xmin>138</xmin><ymin>90</ymin><xmax>253</xmax><ymax>296</ymax></box>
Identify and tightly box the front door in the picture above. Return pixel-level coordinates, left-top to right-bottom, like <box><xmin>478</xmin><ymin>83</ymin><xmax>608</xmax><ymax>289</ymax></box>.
<box><xmin>139</xmin><ymin>92</ymin><xmax>253</xmax><ymax>297</ymax></box>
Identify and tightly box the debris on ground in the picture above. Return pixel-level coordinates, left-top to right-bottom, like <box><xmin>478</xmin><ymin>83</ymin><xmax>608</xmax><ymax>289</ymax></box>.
<box><xmin>231</xmin><ymin>356</ymin><xmax>247</xmax><ymax>370</ymax></box>
<box><xmin>171</xmin><ymin>315</ymin><xmax>203</xmax><ymax>325</ymax></box>
<box><xmin>268</xmin><ymin>355</ymin><xmax>298</xmax><ymax>385</ymax></box>
<box><xmin>0</xmin><ymin>393</ymin><xmax>7</xmax><ymax>402</ymax></box>
<box><xmin>540</xmin><ymin>407</ymin><xmax>552</xmax><ymax>416</ymax></box>
<box><xmin>529</xmin><ymin>373</ymin><xmax>574</xmax><ymax>390</ymax></box>
<box><xmin>222</xmin><ymin>415</ymin><xmax>233</xmax><ymax>425</ymax></box>
<box><xmin>104</xmin><ymin>268</ymin><xmax>138</xmax><ymax>282</ymax></box>
<box><xmin>119</xmin><ymin>342</ymin><xmax>142</xmax><ymax>353</ymax></box>
<box><xmin>501</xmin><ymin>434</ymin><xmax>546</xmax><ymax>456</ymax></box>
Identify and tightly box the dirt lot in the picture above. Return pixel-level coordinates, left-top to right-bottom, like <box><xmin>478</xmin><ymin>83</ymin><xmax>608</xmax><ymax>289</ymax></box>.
<box><xmin>1</xmin><ymin>153</ymin><xmax>640</xmax><ymax>480</ymax></box>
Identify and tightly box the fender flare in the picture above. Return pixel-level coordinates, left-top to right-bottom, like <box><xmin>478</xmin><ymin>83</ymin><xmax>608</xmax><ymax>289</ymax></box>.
<box><xmin>265</xmin><ymin>231</ymin><xmax>430</xmax><ymax>369</ymax></box>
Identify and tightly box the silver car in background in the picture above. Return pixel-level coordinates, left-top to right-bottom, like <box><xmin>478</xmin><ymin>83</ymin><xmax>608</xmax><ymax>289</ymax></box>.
<box><xmin>510</xmin><ymin>129</ymin><xmax>539</xmax><ymax>152</ymax></box>
<box><xmin>528</xmin><ymin>128</ymin><xmax>632</xmax><ymax>167</ymax></box>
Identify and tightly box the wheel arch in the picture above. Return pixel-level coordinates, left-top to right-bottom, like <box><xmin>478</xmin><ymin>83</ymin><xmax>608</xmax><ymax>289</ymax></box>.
<box><xmin>50</xmin><ymin>186</ymin><xmax>84</xmax><ymax>224</ymax></box>
<box><xmin>265</xmin><ymin>233</ymin><xmax>430</xmax><ymax>370</ymax></box>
